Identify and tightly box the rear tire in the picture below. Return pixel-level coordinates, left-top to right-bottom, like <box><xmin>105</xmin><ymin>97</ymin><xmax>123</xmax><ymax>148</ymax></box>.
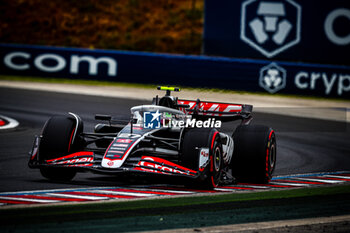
<box><xmin>39</xmin><ymin>114</ymin><xmax>83</xmax><ymax>181</ymax></box>
<box><xmin>232</xmin><ymin>125</ymin><xmax>276</xmax><ymax>183</ymax></box>
<box><xmin>181</xmin><ymin>128</ymin><xmax>223</xmax><ymax>189</ymax></box>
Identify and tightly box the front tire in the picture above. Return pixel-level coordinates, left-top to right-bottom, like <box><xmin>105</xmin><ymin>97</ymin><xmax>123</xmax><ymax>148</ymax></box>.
<box><xmin>232</xmin><ymin>125</ymin><xmax>276</xmax><ymax>183</ymax></box>
<box><xmin>181</xmin><ymin>128</ymin><xmax>223</xmax><ymax>189</ymax></box>
<box><xmin>39</xmin><ymin>114</ymin><xmax>83</xmax><ymax>181</ymax></box>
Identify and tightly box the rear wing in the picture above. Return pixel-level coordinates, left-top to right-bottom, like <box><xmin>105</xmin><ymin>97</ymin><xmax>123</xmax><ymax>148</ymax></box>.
<box><xmin>177</xmin><ymin>99</ymin><xmax>252</xmax><ymax>122</ymax></box>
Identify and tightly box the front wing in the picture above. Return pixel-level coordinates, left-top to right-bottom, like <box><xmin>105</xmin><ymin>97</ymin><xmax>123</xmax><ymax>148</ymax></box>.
<box><xmin>29</xmin><ymin>137</ymin><xmax>198</xmax><ymax>178</ymax></box>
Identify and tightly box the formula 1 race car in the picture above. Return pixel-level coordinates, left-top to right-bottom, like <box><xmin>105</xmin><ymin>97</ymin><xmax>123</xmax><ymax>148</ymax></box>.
<box><xmin>29</xmin><ymin>87</ymin><xmax>276</xmax><ymax>189</ymax></box>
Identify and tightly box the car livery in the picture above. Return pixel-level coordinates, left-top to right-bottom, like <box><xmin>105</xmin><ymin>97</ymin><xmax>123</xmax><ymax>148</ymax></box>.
<box><xmin>29</xmin><ymin>86</ymin><xmax>277</xmax><ymax>188</ymax></box>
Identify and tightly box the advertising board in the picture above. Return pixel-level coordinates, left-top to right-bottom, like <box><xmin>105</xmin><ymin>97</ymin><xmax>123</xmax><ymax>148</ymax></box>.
<box><xmin>1</xmin><ymin>44</ymin><xmax>349</xmax><ymax>98</ymax></box>
<box><xmin>204</xmin><ymin>0</ymin><xmax>350</xmax><ymax>65</ymax></box>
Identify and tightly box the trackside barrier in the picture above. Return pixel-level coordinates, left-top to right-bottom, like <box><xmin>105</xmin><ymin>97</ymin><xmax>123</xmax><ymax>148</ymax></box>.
<box><xmin>0</xmin><ymin>44</ymin><xmax>349</xmax><ymax>98</ymax></box>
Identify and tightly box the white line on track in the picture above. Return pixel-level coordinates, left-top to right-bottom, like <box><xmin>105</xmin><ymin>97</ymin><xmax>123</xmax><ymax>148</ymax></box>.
<box><xmin>94</xmin><ymin>190</ymin><xmax>156</xmax><ymax>197</ymax></box>
<box><xmin>269</xmin><ymin>182</ymin><xmax>311</xmax><ymax>187</ymax></box>
<box><xmin>324</xmin><ymin>175</ymin><xmax>350</xmax><ymax>179</ymax></box>
<box><xmin>292</xmin><ymin>177</ymin><xmax>345</xmax><ymax>184</ymax></box>
<box><xmin>235</xmin><ymin>185</ymin><xmax>269</xmax><ymax>189</ymax></box>
<box><xmin>272</xmin><ymin>171</ymin><xmax>350</xmax><ymax>180</ymax></box>
<box><xmin>47</xmin><ymin>193</ymin><xmax>109</xmax><ymax>200</ymax></box>
<box><xmin>214</xmin><ymin>188</ymin><xmax>239</xmax><ymax>192</ymax></box>
<box><xmin>131</xmin><ymin>188</ymin><xmax>195</xmax><ymax>194</ymax></box>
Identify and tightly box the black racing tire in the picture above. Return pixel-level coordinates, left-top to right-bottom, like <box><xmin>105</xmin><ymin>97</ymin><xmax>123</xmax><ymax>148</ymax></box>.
<box><xmin>231</xmin><ymin>125</ymin><xmax>276</xmax><ymax>184</ymax></box>
<box><xmin>39</xmin><ymin>114</ymin><xmax>84</xmax><ymax>181</ymax></box>
<box><xmin>181</xmin><ymin>128</ymin><xmax>223</xmax><ymax>189</ymax></box>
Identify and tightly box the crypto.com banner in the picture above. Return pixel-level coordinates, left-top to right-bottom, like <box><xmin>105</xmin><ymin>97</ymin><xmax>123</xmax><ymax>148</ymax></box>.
<box><xmin>204</xmin><ymin>0</ymin><xmax>350</xmax><ymax>65</ymax></box>
<box><xmin>1</xmin><ymin>43</ymin><xmax>349</xmax><ymax>98</ymax></box>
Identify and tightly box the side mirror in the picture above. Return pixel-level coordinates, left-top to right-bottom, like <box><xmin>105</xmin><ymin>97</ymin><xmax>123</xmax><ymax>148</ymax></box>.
<box><xmin>95</xmin><ymin>114</ymin><xmax>112</xmax><ymax>121</ymax></box>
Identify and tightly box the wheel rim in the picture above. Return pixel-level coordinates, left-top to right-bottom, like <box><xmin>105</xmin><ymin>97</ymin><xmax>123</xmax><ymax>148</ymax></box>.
<box><xmin>269</xmin><ymin>142</ymin><xmax>276</xmax><ymax>172</ymax></box>
<box><xmin>213</xmin><ymin>147</ymin><xmax>221</xmax><ymax>172</ymax></box>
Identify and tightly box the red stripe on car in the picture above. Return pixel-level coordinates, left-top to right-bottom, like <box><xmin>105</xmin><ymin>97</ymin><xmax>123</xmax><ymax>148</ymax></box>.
<box><xmin>210</xmin><ymin>131</ymin><xmax>219</xmax><ymax>150</ymax></box>
<box><xmin>46</xmin><ymin>151</ymin><xmax>93</xmax><ymax>163</ymax></box>
<box><xmin>265</xmin><ymin>130</ymin><xmax>274</xmax><ymax>182</ymax></box>
<box><xmin>67</xmin><ymin>128</ymin><xmax>75</xmax><ymax>152</ymax></box>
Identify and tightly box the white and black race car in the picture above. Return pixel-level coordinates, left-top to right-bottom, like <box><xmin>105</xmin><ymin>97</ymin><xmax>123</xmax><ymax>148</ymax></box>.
<box><xmin>29</xmin><ymin>87</ymin><xmax>277</xmax><ymax>189</ymax></box>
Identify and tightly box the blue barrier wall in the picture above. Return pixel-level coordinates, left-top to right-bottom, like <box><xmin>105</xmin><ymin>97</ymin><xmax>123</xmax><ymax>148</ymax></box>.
<box><xmin>0</xmin><ymin>44</ymin><xmax>350</xmax><ymax>98</ymax></box>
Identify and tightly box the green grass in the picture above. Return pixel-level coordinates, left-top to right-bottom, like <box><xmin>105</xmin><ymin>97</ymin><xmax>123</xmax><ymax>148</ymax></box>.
<box><xmin>1</xmin><ymin>184</ymin><xmax>350</xmax><ymax>225</ymax></box>
<box><xmin>2</xmin><ymin>75</ymin><xmax>349</xmax><ymax>102</ymax></box>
